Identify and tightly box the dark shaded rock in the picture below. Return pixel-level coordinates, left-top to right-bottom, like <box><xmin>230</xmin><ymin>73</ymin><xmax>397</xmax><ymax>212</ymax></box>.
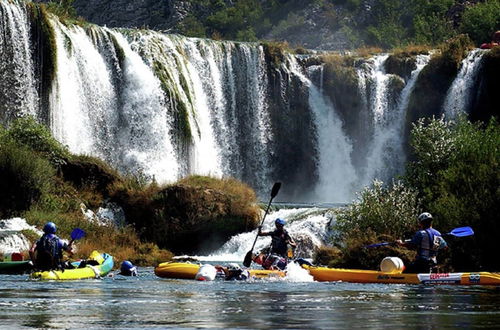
<box><xmin>60</xmin><ymin>155</ymin><xmax>121</xmax><ymax>196</ymax></box>
<box><xmin>384</xmin><ymin>55</ymin><xmax>417</xmax><ymax>82</ymax></box>
<box><xmin>469</xmin><ymin>47</ymin><xmax>500</xmax><ymax>122</ymax></box>
<box><xmin>113</xmin><ymin>183</ymin><xmax>259</xmax><ymax>254</ymax></box>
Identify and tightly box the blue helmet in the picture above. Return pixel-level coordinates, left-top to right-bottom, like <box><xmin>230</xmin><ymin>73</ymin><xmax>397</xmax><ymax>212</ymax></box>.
<box><xmin>43</xmin><ymin>222</ymin><xmax>57</xmax><ymax>234</ymax></box>
<box><xmin>275</xmin><ymin>218</ymin><xmax>286</xmax><ymax>226</ymax></box>
<box><xmin>120</xmin><ymin>260</ymin><xmax>134</xmax><ymax>272</ymax></box>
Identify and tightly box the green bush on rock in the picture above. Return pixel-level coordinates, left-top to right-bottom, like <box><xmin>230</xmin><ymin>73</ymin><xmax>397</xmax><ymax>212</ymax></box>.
<box><xmin>406</xmin><ymin>116</ymin><xmax>500</xmax><ymax>271</ymax></box>
<box><xmin>320</xmin><ymin>116</ymin><xmax>499</xmax><ymax>271</ymax></box>
<box><xmin>115</xmin><ymin>175</ymin><xmax>261</xmax><ymax>254</ymax></box>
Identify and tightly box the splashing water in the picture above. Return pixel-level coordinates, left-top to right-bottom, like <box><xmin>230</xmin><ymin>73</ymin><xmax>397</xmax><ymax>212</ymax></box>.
<box><xmin>358</xmin><ymin>54</ymin><xmax>429</xmax><ymax>185</ymax></box>
<box><xmin>283</xmin><ymin>262</ymin><xmax>315</xmax><ymax>282</ymax></box>
<box><xmin>0</xmin><ymin>218</ymin><xmax>42</xmax><ymax>254</ymax></box>
<box><xmin>192</xmin><ymin>208</ymin><xmax>332</xmax><ymax>262</ymax></box>
<box><xmin>287</xmin><ymin>57</ymin><xmax>357</xmax><ymax>203</ymax></box>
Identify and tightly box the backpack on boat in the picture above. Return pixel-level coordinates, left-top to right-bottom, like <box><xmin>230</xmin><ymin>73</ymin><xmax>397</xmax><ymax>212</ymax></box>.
<box><xmin>36</xmin><ymin>235</ymin><xmax>62</xmax><ymax>271</ymax></box>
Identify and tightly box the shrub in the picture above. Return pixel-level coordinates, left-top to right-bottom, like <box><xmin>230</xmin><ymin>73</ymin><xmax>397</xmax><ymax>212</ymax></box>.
<box><xmin>460</xmin><ymin>0</ymin><xmax>500</xmax><ymax>44</ymax></box>
<box><xmin>261</xmin><ymin>41</ymin><xmax>289</xmax><ymax>68</ymax></box>
<box><xmin>334</xmin><ymin>180</ymin><xmax>421</xmax><ymax>242</ymax></box>
<box><xmin>5</xmin><ymin>116</ymin><xmax>69</xmax><ymax>166</ymax></box>
<box><xmin>406</xmin><ymin>117</ymin><xmax>500</xmax><ymax>270</ymax></box>
<box><xmin>0</xmin><ymin>140</ymin><xmax>56</xmax><ymax>218</ymax></box>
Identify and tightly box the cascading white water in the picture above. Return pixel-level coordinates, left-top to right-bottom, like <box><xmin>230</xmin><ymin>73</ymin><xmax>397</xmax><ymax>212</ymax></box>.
<box><xmin>357</xmin><ymin>54</ymin><xmax>430</xmax><ymax>185</ymax></box>
<box><xmin>116</xmin><ymin>32</ymin><xmax>183</xmax><ymax>180</ymax></box>
<box><xmin>192</xmin><ymin>208</ymin><xmax>333</xmax><ymax>262</ymax></box>
<box><xmin>0</xmin><ymin>0</ymin><xmax>38</xmax><ymax>121</ymax></box>
<box><xmin>443</xmin><ymin>49</ymin><xmax>486</xmax><ymax>119</ymax></box>
<box><xmin>285</xmin><ymin>57</ymin><xmax>357</xmax><ymax>202</ymax></box>
<box><xmin>50</xmin><ymin>23</ymin><xmax>117</xmax><ymax>155</ymax></box>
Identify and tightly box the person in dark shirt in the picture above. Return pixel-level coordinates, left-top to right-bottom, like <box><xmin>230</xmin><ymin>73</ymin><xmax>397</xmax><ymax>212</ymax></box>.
<box><xmin>258</xmin><ymin>218</ymin><xmax>296</xmax><ymax>258</ymax></box>
<box><xmin>29</xmin><ymin>222</ymin><xmax>74</xmax><ymax>271</ymax></box>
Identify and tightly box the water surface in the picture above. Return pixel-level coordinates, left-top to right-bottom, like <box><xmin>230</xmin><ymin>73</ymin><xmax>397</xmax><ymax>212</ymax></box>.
<box><xmin>1</xmin><ymin>269</ymin><xmax>499</xmax><ymax>328</ymax></box>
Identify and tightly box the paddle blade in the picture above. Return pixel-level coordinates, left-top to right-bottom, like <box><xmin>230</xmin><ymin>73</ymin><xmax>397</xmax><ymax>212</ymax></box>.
<box><xmin>71</xmin><ymin>228</ymin><xmax>86</xmax><ymax>241</ymax></box>
<box><xmin>271</xmin><ymin>182</ymin><xmax>282</xmax><ymax>198</ymax></box>
<box><xmin>448</xmin><ymin>226</ymin><xmax>474</xmax><ymax>237</ymax></box>
<box><xmin>243</xmin><ymin>250</ymin><xmax>253</xmax><ymax>268</ymax></box>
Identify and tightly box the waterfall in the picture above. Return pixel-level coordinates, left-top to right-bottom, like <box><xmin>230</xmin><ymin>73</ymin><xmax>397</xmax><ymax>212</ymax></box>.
<box><xmin>357</xmin><ymin>54</ymin><xmax>430</xmax><ymax>185</ymax></box>
<box><xmin>299</xmin><ymin>63</ymin><xmax>357</xmax><ymax>202</ymax></box>
<box><xmin>0</xmin><ymin>0</ymin><xmax>487</xmax><ymax>204</ymax></box>
<box><xmin>0</xmin><ymin>0</ymin><xmax>38</xmax><ymax>123</ymax></box>
<box><xmin>443</xmin><ymin>49</ymin><xmax>486</xmax><ymax>119</ymax></box>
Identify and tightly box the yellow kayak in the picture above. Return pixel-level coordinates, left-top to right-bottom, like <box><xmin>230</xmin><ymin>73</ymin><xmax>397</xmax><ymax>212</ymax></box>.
<box><xmin>154</xmin><ymin>262</ymin><xmax>285</xmax><ymax>280</ymax></box>
<box><xmin>305</xmin><ymin>265</ymin><xmax>500</xmax><ymax>285</ymax></box>
<box><xmin>30</xmin><ymin>251</ymin><xmax>114</xmax><ymax>280</ymax></box>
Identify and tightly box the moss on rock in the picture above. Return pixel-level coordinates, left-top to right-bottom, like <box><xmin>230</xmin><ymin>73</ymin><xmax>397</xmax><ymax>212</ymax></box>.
<box><xmin>60</xmin><ymin>154</ymin><xmax>122</xmax><ymax>198</ymax></box>
<box><xmin>111</xmin><ymin>175</ymin><xmax>260</xmax><ymax>254</ymax></box>
<box><xmin>384</xmin><ymin>55</ymin><xmax>417</xmax><ymax>81</ymax></box>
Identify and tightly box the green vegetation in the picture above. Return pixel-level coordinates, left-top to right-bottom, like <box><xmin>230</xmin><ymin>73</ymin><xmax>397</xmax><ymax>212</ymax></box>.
<box><xmin>0</xmin><ymin>117</ymin><xmax>259</xmax><ymax>265</ymax></box>
<box><xmin>27</xmin><ymin>3</ymin><xmax>58</xmax><ymax>101</ymax></box>
<box><xmin>174</xmin><ymin>0</ymin><xmax>499</xmax><ymax>49</ymax></box>
<box><xmin>319</xmin><ymin>117</ymin><xmax>500</xmax><ymax>271</ymax></box>
<box><xmin>405</xmin><ymin>117</ymin><xmax>499</xmax><ymax>271</ymax></box>
<box><xmin>113</xmin><ymin>175</ymin><xmax>260</xmax><ymax>254</ymax></box>
<box><xmin>460</xmin><ymin>0</ymin><xmax>500</xmax><ymax>44</ymax></box>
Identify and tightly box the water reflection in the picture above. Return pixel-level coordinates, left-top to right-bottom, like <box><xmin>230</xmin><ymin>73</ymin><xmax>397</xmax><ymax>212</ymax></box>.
<box><xmin>1</xmin><ymin>271</ymin><xmax>499</xmax><ymax>328</ymax></box>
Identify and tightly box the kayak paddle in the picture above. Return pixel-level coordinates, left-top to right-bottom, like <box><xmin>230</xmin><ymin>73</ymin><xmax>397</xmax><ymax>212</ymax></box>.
<box><xmin>364</xmin><ymin>226</ymin><xmax>474</xmax><ymax>248</ymax></box>
<box><xmin>70</xmin><ymin>228</ymin><xmax>86</xmax><ymax>243</ymax></box>
<box><xmin>243</xmin><ymin>182</ymin><xmax>281</xmax><ymax>267</ymax></box>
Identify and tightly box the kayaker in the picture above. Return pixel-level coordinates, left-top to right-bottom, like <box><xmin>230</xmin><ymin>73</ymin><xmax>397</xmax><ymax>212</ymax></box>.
<box><xmin>29</xmin><ymin>222</ymin><xmax>74</xmax><ymax>271</ymax></box>
<box><xmin>119</xmin><ymin>260</ymin><xmax>138</xmax><ymax>276</ymax></box>
<box><xmin>396</xmin><ymin>212</ymin><xmax>448</xmax><ymax>273</ymax></box>
<box><xmin>223</xmin><ymin>263</ymin><xmax>250</xmax><ymax>280</ymax></box>
<box><xmin>258</xmin><ymin>218</ymin><xmax>296</xmax><ymax>258</ymax></box>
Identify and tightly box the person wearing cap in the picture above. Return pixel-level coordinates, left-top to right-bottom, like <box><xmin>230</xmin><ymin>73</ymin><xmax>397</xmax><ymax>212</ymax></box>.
<box><xmin>396</xmin><ymin>212</ymin><xmax>448</xmax><ymax>273</ymax></box>
<box><xmin>258</xmin><ymin>218</ymin><xmax>296</xmax><ymax>259</ymax></box>
<box><xmin>29</xmin><ymin>222</ymin><xmax>74</xmax><ymax>271</ymax></box>
<box><xmin>223</xmin><ymin>263</ymin><xmax>250</xmax><ymax>280</ymax></box>
<box><xmin>119</xmin><ymin>260</ymin><xmax>138</xmax><ymax>276</ymax></box>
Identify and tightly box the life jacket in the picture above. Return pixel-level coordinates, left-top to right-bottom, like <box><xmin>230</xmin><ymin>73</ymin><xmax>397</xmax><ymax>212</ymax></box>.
<box><xmin>270</xmin><ymin>229</ymin><xmax>289</xmax><ymax>257</ymax></box>
<box><xmin>36</xmin><ymin>234</ymin><xmax>62</xmax><ymax>271</ymax></box>
<box><xmin>416</xmin><ymin>228</ymin><xmax>443</xmax><ymax>262</ymax></box>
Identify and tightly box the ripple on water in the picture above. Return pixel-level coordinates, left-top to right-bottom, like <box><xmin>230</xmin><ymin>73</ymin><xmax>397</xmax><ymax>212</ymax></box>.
<box><xmin>1</xmin><ymin>270</ymin><xmax>499</xmax><ymax>328</ymax></box>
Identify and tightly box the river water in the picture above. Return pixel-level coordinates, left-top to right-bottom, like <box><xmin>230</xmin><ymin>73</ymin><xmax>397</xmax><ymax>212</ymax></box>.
<box><xmin>1</xmin><ymin>269</ymin><xmax>499</xmax><ymax>329</ymax></box>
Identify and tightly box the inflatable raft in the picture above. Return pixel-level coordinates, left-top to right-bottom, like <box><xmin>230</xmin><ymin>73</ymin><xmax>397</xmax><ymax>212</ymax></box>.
<box><xmin>0</xmin><ymin>260</ymin><xmax>32</xmax><ymax>274</ymax></box>
<box><xmin>305</xmin><ymin>266</ymin><xmax>500</xmax><ymax>285</ymax></box>
<box><xmin>154</xmin><ymin>262</ymin><xmax>284</xmax><ymax>280</ymax></box>
<box><xmin>31</xmin><ymin>251</ymin><xmax>113</xmax><ymax>280</ymax></box>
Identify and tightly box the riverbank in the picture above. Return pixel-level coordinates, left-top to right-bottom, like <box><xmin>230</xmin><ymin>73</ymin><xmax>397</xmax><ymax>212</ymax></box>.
<box><xmin>0</xmin><ymin>118</ymin><xmax>260</xmax><ymax>265</ymax></box>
